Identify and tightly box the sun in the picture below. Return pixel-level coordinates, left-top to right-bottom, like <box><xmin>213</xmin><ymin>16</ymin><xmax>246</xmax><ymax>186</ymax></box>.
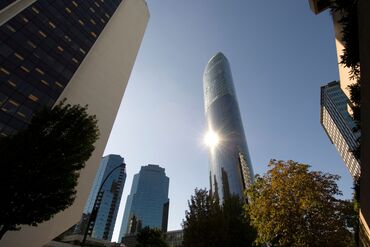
<box><xmin>204</xmin><ymin>130</ymin><xmax>220</xmax><ymax>148</ymax></box>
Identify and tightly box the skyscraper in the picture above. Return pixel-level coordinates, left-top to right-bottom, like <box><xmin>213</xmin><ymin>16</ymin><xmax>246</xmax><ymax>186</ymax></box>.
<box><xmin>203</xmin><ymin>52</ymin><xmax>253</xmax><ymax>201</ymax></box>
<box><xmin>309</xmin><ymin>1</ymin><xmax>370</xmax><ymax>244</ymax></box>
<box><xmin>118</xmin><ymin>164</ymin><xmax>169</xmax><ymax>241</ymax></box>
<box><xmin>79</xmin><ymin>154</ymin><xmax>126</xmax><ymax>241</ymax></box>
<box><xmin>320</xmin><ymin>81</ymin><xmax>360</xmax><ymax>178</ymax></box>
<box><xmin>0</xmin><ymin>1</ymin><xmax>149</xmax><ymax>246</ymax></box>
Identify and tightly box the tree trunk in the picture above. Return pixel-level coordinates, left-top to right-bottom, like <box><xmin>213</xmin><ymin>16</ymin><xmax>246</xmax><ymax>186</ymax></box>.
<box><xmin>0</xmin><ymin>225</ymin><xmax>9</xmax><ymax>240</ymax></box>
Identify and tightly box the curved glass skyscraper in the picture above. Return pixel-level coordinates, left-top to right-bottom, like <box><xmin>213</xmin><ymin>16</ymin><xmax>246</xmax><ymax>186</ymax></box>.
<box><xmin>203</xmin><ymin>52</ymin><xmax>253</xmax><ymax>201</ymax></box>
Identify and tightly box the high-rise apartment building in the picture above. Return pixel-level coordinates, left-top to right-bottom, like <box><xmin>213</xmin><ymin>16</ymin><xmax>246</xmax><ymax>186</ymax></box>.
<box><xmin>309</xmin><ymin>0</ymin><xmax>370</xmax><ymax>243</ymax></box>
<box><xmin>0</xmin><ymin>0</ymin><xmax>149</xmax><ymax>246</ymax></box>
<box><xmin>203</xmin><ymin>52</ymin><xmax>253</xmax><ymax>201</ymax></box>
<box><xmin>79</xmin><ymin>154</ymin><xmax>126</xmax><ymax>241</ymax></box>
<box><xmin>118</xmin><ymin>165</ymin><xmax>169</xmax><ymax>242</ymax></box>
<box><xmin>320</xmin><ymin>81</ymin><xmax>360</xmax><ymax>178</ymax></box>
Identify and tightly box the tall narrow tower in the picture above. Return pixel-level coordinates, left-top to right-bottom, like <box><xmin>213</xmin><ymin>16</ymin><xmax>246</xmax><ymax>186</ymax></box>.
<box><xmin>82</xmin><ymin>154</ymin><xmax>126</xmax><ymax>241</ymax></box>
<box><xmin>203</xmin><ymin>52</ymin><xmax>253</xmax><ymax>201</ymax></box>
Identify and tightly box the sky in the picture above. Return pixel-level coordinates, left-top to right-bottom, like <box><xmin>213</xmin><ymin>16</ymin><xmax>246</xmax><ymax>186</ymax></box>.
<box><xmin>104</xmin><ymin>0</ymin><xmax>354</xmax><ymax>242</ymax></box>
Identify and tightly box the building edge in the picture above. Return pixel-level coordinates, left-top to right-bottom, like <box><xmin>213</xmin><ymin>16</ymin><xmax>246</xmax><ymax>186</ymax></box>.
<box><xmin>309</xmin><ymin>0</ymin><xmax>370</xmax><ymax>243</ymax></box>
<box><xmin>0</xmin><ymin>0</ymin><xmax>149</xmax><ymax>246</ymax></box>
<box><xmin>359</xmin><ymin>0</ymin><xmax>370</xmax><ymax>245</ymax></box>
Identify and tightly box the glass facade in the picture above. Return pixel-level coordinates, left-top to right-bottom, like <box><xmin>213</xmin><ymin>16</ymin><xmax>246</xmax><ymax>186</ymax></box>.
<box><xmin>0</xmin><ymin>0</ymin><xmax>123</xmax><ymax>136</ymax></box>
<box><xmin>203</xmin><ymin>52</ymin><xmax>254</xmax><ymax>201</ymax></box>
<box><xmin>118</xmin><ymin>164</ymin><xmax>169</xmax><ymax>241</ymax></box>
<box><xmin>82</xmin><ymin>154</ymin><xmax>126</xmax><ymax>240</ymax></box>
<box><xmin>320</xmin><ymin>81</ymin><xmax>360</xmax><ymax>178</ymax></box>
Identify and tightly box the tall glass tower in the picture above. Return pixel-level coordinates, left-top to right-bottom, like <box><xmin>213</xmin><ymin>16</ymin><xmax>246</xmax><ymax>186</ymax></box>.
<box><xmin>320</xmin><ymin>81</ymin><xmax>360</xmax><ymax>178</ymax></box>
<box><xmin>203</xmin><ymin>52</ymin><xmax>253</xmax><ymax>201</ymax></box>
<box><xmin>79</xmin><ymin>154</ymin><xmax>126</xmax><ymax>241</ymax></box>
<box><xmin>118</xmin><ymin>164</ymin><xmax>169</xmax><ymax>242</ymax></box>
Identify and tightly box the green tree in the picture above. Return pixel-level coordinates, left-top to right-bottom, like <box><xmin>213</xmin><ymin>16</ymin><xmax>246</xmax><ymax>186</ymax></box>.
<box><xmin>247</xmin><ymin>159</ymin><xmax>355</xmax><ymax>247</ymax></box>
<box><xmin>0</xmin><ymin>101</ymin><xmax>99</xmax><ymax>239</ymax></box>
<box><xmin>223</xmin><ymin>195</ymin><xmax>257</xmax><ymax>247</ymax></box>
<box><xmin>135</xmin><ymin>227</ymin><xmax>168</xmax><ymax>247</ymax></box>
<box><xmin>182</xmin><ymin>188</ymin><xmax>256</xmax><ymax>247</ymax></box>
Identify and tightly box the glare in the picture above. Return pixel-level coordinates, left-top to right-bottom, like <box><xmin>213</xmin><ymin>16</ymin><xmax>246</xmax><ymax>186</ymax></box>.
<box><xmin>204</xmin><ymin>130</ymin><xmax>220</xmax><ymax>148</ymax></box>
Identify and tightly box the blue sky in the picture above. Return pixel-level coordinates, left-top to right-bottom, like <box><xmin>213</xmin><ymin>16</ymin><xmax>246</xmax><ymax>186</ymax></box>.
<box><xmin>105</xmin><ymin>0</ymin><xmax>354</xmax><ymax>241</ymax></box>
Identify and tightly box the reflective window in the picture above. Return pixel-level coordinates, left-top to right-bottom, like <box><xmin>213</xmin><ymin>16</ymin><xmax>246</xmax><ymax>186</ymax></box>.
<box><xmin>0</xmin><ymin>0</ymin><xmax>123</xmax><ymax>133</ymax></box>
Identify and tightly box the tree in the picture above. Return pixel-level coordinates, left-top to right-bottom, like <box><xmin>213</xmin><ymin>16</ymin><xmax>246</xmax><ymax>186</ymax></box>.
<box><xmin>247</xmin><ymin>160</ymin><xmax>355</xmax><ymax>247</ymax></box>
<box><xmin>0</xmin><ymin>101</ymin><xmax>99</xmax><ymax>239</ymax></box>
<box><xmin>182</xmin><ymin>188</ymin><xmax>256</xmax><ymax>247</ymax></box>
<box><xmin>135</xmin><ymin>227</ymin><xmax>168</xmax><ymax>247</ymax></box>
<box><xmin>182</xmin><ymin>188</ymin><xmax>225</xmax><ymax>247</ymax></box>
<box><xmin>223</xmin><ymin>195</ymin><xmax>257</xmax><ymax>247</ymax></box>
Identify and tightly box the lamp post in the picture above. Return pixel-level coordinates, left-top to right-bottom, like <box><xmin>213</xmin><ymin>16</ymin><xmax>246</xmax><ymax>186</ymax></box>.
<box><xmin>81</xmin><ymin>163</ymin><xmax>125</xmax><ymax>247</ymax></box>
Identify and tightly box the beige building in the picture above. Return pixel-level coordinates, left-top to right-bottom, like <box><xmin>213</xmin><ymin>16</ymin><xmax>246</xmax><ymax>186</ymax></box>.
<box><xmin>0</xmin><ymin>0</ymin><xmax>149</xmax><ymax>246</ymax></box>
<box><xmin>309</xmin><ymin>0</ymin><xmax>370</xmax><ymax>245</ymax></box>
<box><xmin>309</xmin><ymin>0</ymin><xmax>356</xmax><ymax>100</ymax></box>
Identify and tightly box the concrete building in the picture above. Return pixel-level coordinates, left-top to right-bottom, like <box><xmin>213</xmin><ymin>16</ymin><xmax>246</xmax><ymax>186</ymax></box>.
<box><xmin>76</xmin><ymin>155</ymin><xmax>126</xmax><ymax>241</ymax></box>
<box><xmin>320</xmin><ymin>81</ymin><xmax>360</xmax><ymax>178</ymax></box>
<box><xmin>309</xmin><ymin>0</ymin><xmax>355</xmax><ymax>102</ymax></box>
<box><xmin>118</xmin><ymin>165</ymin><xmax>169</xmax><ymax>241</ymax></box>
<box><xmin>309</xmin><ymin>0</ymin><xmax>370</xmax><ymax>244</ymax></box>
<box><xmin>0</xmin><ymin>0</ymin><xmax>149</xmax><ymax>246</ymax></box>
<box><xmin>203</xmin><ymin>52</ymin><xmax>254</xmax><ymax>201</ymax></box>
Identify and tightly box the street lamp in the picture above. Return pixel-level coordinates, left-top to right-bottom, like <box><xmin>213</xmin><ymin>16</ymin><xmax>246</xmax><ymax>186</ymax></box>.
<box><xmin>81</xmin><ymin>162</ymin><xmax>125</xmax><ymax>247</ymax></box>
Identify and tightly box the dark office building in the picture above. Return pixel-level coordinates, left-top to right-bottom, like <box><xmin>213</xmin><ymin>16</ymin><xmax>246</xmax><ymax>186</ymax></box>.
<box><xmin>0</xmin><ymin>0</ymin><xmax>126</xmax><ymax>136</ymax></box>
<box><xmin>0</xmin><ymin>1</ymin><xmax>149</xmax><ymax>246</ymax></box>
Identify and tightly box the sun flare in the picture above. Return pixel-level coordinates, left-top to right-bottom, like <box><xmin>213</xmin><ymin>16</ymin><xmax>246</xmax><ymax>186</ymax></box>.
<box><xmin>204</xmin><ymin>130</ymin><xmax>220</xmax><ymax>148</ymax></box>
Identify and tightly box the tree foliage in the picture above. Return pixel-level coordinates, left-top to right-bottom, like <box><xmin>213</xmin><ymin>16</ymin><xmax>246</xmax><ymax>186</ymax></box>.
<box><xmin>330</xmin><ymin>0</ymin><xmax>360</xmax><ymax>80</ymax></box>
<box><xmin>247</xmin><ymin>160</ymin><xmax>355</xmax><ymax>247</ymax></box>
<box><xmin>182</xmin><ymin>188</ymin><xmax>256</xmax><ymax>247</ymax></box>
<box><xmin>0</xmin><ymin>101</ymin><xmax>99</xmax><ymax>239</ymax></box>
<box><xmin>348</xmin><ymin>81</ymin><xmax>361</xmax><ymax>159</ymax></box>
<box><xmin>135</xmin><ymin>227</ymin><xmax>168</xmax><ymax>247</ymax></box>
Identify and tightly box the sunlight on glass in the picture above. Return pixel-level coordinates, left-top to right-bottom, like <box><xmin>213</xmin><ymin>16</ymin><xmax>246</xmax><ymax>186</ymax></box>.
<box><xmin>204</xmin><ymin>130</ymin><xmax>219</xmax><ymax>148</ymax></box>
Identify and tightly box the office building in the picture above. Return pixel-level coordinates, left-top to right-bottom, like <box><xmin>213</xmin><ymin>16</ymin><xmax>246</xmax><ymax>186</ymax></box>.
<box><xmin>320</xmin><ymin>81</ymin><xmax>360</xmax><ymax>178</ymax></box>
<box><xmin>0</xmin><ymin>0</ymin><xmax>149</xmax><ymax>246</ymax></box>
<box><xmin>118</xmin><ymin>165</ymin><xmax>169</xmax><ymax>241</ymax></box>
<box><xmin>77</xmin><ymin>154</ymin><xmax>126</xmax><ymax>240</ymax></box>
<box><xmin>203</xmin><ymin>52</ymin><xmax>253</xmax><ymax>201</ymax></box>
<box><xmin>309</xmin><ymin>0</ymin><xmax>370</xmax><ymax>243</ymax></box>
<box><xmin>165</xmin><ymin>230</ymin><xmax>184</xmax><ymax>247</ymax></box>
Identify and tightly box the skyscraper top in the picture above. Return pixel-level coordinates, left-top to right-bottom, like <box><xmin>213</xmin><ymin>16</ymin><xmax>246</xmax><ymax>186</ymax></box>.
<box><xmin>203</xmin><ymin>52</ymin><xmax>236</xmax><ymax>113</ymax></box>
<box><xmin>145</xmin><ymin>164</ymin><xmax>165</xmax><ymax>170</ymax></box>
